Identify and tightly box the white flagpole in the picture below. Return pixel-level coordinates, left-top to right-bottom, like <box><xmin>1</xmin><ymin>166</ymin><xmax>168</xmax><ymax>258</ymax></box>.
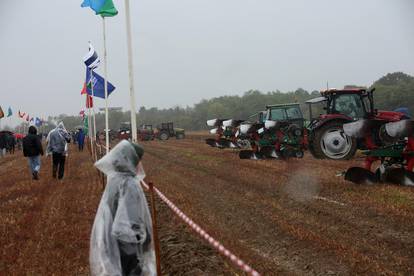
<box><xmin>102</xmin><ymin>17</ymin><xmax>110</xmax><ymax>153</ymax></box>
<box><xmin>124</xmin><ymin>0</ymin><xmax>137</xmax><ymax>142</ymax></box>
<box><xmin>87</xmin><ymin>95</ymin><xmax>94</xmax><ymax>157</ymax></box>
<box><xmin>90</xmin><ymin>68</ymin><xmax>98</xmax><ymax>160</ymax></box>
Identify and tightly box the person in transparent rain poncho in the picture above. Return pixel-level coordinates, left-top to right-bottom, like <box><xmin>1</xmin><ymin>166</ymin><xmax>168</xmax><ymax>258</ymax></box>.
<box><xmin>90</xmin><ymin>140</ymin><xmax>156</xmax><ymax>276</ymax></box>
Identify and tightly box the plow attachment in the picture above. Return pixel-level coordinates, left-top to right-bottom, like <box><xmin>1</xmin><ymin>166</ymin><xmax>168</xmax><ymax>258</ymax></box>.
<box><xmin>217</xmin><ymin>138</ymin><xmax>239</xmax><ymax>148</ymax></box>
<box><xmin>205</xmin><ymin>138</ymin><xmax>219</xmax><ymax>147</ymax></box>
<box><xmin>344</xmin><ymin>167</ymin><xmax>379</xmax><ymax>185</ymax></box>
<box><xmin>205</xmin><ymin>138</ymin><xmax>239</xmax><ymax>148</ymax></box>
<box><xmin>385</xmin><ymin>120</ymin><xmax>414</xmax><ymax>138</ymax></box>
<box><xmin>382</xmin><ymin>167</ymin><xmax>414</xmax><ymax>186</ymax></box>
<box><xmin>239</xmin><ymin>146</ymin><xmax>280</xmax><ymax>160</ymax></box>
<box><xmin>344</xmin><ymin>165</ymin><xmax>414</xmax><ymax>187</ymax></box>
<box><xmin>239</xmin><ymin>150</ymin><xmax>264</xmax><ymax>160</ymax></box>
<box><xmin>343</xmin><ymin>119</ymin><xmax>380</xmax><ymax>138</ymax></box>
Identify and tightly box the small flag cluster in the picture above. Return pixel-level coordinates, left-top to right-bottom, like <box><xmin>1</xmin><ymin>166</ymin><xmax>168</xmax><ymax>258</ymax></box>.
<box><xmin>0</xmin><ymin>106</ymin><xmax>44</xmax><ymax>128</ymax></box>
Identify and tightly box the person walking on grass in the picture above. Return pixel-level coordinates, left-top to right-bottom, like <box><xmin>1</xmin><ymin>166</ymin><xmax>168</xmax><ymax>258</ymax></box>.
<box><xmin>23</xmin><ymin>126</ymin><xmax>44</xmax><ymax>180</ymax></box>
<box><xmin>46</xmin><ymin>122</ymin><xmax>71</xmax><ymax>180</ymax></box>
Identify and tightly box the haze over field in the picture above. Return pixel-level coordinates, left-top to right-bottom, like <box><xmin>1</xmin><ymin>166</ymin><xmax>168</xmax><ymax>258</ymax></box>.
<box><xmin>1</xmin><ymin>0</ymin><xmax>413</xmax><ymax>126</ymax></box>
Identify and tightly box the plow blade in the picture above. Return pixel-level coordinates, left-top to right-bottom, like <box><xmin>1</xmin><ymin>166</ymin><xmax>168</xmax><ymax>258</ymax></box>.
<box><xmin>385</xmin><ymin>120</ymin><xmax>414</xmax><ymax>138</ymax></box>
<box><xmin>344</xmin><ymin>167</ymin><xmax>379</xmax><ymax>184</ymax></box>
<box><xmin>343</xmin><ymin>119</ymin><xmax>379</xmax><ymax>138</ymax></box>
<box><xmin>239</xmin><ymin>150</ymin><xmax>264</xmax><ymax>160</ymax></box>
<box><xmin>382</xmin><ymin>167</ymin><xmax>414</xmax><ymax>186</ymax></box>
<box><xmin>259</xmin><ymin>146</ymin><xmax>280</xmax><ymax>159</ymax></box>
<box><xmin>205</xmin><ymin>138</ymin><xmax>218</xmax><ymax>147</ymax></box>
<box><xmin>217</xmin><ymin>138</ymin><xmax>239</xmax><ymax>149</ymax></box>
<box><xmin>223</xmin><ymin>119</ymin><xmax>244</xmax><ymax>128</ymax></box>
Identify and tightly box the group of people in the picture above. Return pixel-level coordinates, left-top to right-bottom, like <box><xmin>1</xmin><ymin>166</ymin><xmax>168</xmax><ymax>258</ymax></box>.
<box><xmin>22</xmin><ymin>122</ymin><xmax>71</xmax><ymax>180</ymax></box>
<box><xmin>0</xmin><ymin>131</ymin><xmax>17</xmax><ymax>156</ymax></box>
<box><xmin>15</xmin><ymin>121</ymin><xmax>156</xmax><ymax>274</ymax></box>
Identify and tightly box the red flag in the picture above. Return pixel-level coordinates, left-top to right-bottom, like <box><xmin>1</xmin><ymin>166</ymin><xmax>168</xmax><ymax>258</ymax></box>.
<box><xmin>86</xmin><ymin>95</ymin><xmax>93</xmax><ymax>108</ymax></box>
<box><xmin>26</xmin><ymin>114</ymin><xmax>30</xmax><ymax>122</ymax></box>
<box><xmin>81</xmin><ymin>82</ymin><xmax>87</xmax><ymax>95</ymax></box>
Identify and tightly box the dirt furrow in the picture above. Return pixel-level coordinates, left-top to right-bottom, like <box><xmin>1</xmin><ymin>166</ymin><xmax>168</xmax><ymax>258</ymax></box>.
<box><xmin>143</xmin><ymin>139</ymin><xmax>414</xmax><ymax>274</ymax></box>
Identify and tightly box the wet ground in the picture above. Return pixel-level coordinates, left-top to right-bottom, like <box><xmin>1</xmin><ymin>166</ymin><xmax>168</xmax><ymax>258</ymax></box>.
<box><xmin>1</xmin><ymin>136</ymin><xmax>414</xmax><ymax>275</ymax></box>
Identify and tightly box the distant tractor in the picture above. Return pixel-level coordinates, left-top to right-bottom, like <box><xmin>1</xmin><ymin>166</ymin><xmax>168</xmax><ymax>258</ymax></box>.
<box><xmin>156</xmin><ymin>122</ymin><xmax>185</xmax><ymax>140</ymax></box>
<box><xmin>118</xmin><ymin>122</ymin><xmax>132</xmax><ymax>140</ymax></box>
<box><xmin>138</xmin><ymin>124</ymin><xmax>155</xmax><ymax>141</ymax></box>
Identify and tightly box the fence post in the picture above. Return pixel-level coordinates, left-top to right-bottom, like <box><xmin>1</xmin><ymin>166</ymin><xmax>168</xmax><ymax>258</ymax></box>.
<box><xmin>149</xmin><ymin>182</ymin><xmax>162</xmax><ymax>276</ymax></box>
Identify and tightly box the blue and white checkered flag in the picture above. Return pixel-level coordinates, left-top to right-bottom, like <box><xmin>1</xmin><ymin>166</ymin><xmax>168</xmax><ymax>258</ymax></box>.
<box><xmin>83</xmin><ymin>42</ymin><xmax>100</xmax><ymax>69</ymax></box>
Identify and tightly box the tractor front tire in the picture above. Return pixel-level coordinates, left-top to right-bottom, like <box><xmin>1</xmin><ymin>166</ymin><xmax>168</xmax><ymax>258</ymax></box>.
<box><xmin>311</xmin><ymin>121</ymin><xmax>357</xmax><ymax>160</ymax></box>
<box><xmin>176</xmin><ymin>133</ymin><xmax>185</xmax><ymax>139</ymax></box>
<box><xmin>159</xmin><ymin>131</ymin><xmax>169</xmax><ymax>141</ymax></box>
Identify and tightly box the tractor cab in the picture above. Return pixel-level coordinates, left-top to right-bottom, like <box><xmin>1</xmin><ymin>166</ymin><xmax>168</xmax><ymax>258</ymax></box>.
<box><xmin>307</xmin><ymin>88</ymin><xmax>374</xmax><ymax>121</ymax></box>
<box><xmin>265</xmin><ymin>103</ymin><xmax>304</xmax><ymax>128</ymax></box>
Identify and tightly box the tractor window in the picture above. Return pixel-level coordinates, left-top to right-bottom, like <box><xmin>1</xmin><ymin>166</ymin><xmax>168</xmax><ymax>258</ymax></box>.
<box><xmin>334</xmin><ymin>94</ymin><xmax>365</xmax><ymax>119</ymax></box>
<box><xmin>286</xmin><ymin>107</ymin><xmax>302</xmax><ymax>119</ymax></box>
<box><xmin>269</xmin><ymin>108</ymin><xmax>287</xmax><ymax>121</ymax></box>
<box><xmin>362</xmin><ymin>96</ymin><xmax>372</xmax><ymax>114</ymax></box>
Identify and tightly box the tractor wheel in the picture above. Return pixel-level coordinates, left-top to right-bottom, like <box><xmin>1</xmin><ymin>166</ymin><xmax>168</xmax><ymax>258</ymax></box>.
<box><xmin>159</xmin><ymin>131</ymin><xmax>169</xmax><ymax>141</ymax></box>
<box><xmin>176</xmin><ymin>133</ymin><xmax>185</xmax><ymax>139</ymax></box>
<box><xmin>311</xmin><ymin>121</ymin><xmax>357</xmax><ymax>160</ymax></box>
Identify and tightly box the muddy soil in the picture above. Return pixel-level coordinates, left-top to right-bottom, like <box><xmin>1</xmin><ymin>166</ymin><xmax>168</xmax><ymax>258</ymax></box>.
<box><xmin>142</xmin><ymin>135</ymin><xmax>414</xmax><ymax>275</ymax></box>
<box><xmin>0</xmin><ymin>145</ymin><xmax>234</xmax><ymax>275</ymax></box>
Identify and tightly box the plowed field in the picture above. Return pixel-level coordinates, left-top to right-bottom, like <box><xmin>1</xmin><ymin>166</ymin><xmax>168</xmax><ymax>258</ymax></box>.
<box><xmin>1</xmin><ymin>135</ymin><xmax>414</xmax><ymax>275</ymax></box>
<box><xmin>143</xmin><ymin>134</ymin><xmax>414</xmax><ymax>275</ymax></box>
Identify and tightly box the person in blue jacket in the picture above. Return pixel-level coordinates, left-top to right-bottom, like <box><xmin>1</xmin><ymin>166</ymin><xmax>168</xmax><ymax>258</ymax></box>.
<box><xmin>77</xmin><ymin>128</ymin><xmax>85</xmax><ymax>151</ymax></box>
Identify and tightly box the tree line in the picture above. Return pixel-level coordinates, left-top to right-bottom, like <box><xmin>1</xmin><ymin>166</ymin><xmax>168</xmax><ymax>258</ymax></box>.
<box><xmin>16</xmin><ymin>72</ymin><xmax>414</xmax><ymax>132</ymax></box>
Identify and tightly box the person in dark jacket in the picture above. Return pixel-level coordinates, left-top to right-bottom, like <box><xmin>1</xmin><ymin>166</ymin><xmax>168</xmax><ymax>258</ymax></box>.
<box><xmin>0</xmin><ymin>132</ymin><xmax>6</xmax><ymax>157</ymax></box>
<box><xmin>6</xmin><ymin>134</ymin><xmax>16</xmax><ymax>154</ymax></box>
<box><xmin>23</xmin><ymin>126</ymin><xmax>44</xmax><ymax>180</ymax></box>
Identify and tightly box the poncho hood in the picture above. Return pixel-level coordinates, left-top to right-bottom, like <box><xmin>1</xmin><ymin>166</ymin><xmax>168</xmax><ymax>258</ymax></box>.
<box><xmin>95</xmin><ymin>140</ymin><xmax>142</xmax><ymax>176</ymax></box>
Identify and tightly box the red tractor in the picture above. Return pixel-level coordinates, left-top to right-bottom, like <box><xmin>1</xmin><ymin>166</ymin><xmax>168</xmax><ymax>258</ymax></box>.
<box><xmin>306</xmin><ymin>88</ymin><xmax>405</xmax><ymax>160</ymax></box>
<box><xmin>307</xmin><ymin>88</ymin><xmax>414</xmax><ymax>185</ymax></box>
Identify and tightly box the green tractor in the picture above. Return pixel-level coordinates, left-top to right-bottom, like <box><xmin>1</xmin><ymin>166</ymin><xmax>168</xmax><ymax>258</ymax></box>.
<box><xmin>238</xmin><ymin>103</ymin><xmax>306</xmax><ymax>159</ymax></box>
<box><xmin>156</xmin><ymin>122</ymin><xmax>185</xmax><ymax>141</ymax></box>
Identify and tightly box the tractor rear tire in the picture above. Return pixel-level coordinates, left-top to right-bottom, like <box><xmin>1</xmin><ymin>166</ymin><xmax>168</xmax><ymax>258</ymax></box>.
<box><xmin>311</xmin><ymin>121</ymin><xmax>357</xmax><ymax>160</ymax></box>
<box><xmin>159</xmin><ymin>131</ymin><xmax>169</xmax><ymax>141</ymax></box>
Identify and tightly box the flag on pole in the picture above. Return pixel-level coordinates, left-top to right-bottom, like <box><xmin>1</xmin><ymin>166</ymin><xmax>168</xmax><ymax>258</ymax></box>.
<box><xmin>35</xmin><ymin>117</ymin><xmax>42</xmax><ymax>127</ymax></box>
<box><xmin>0</xmin><ymin>106</ymin><xmax>4</xmax><ymax>119</ymax></box>
<box><xmin>83</xmin><ymin>43</ymin><xmax>100</xmax><ymax>69</ymax></box>
<box><xmin>81</xmin><ymin>0</ymin><xmax>118</xmax><ymax>17</ymax></box>
<box><xmin>82</xmin><ymin>67</ymin><xmax>116</xmax><ymax>98</ymax></box>
<box><xmin>26</xmin><ymin>114</ymin><xmax>30</xmax><ymax>122</ymax></box>
<box><xmin>7</xmin><ymin>107</ymin><xmax>12</xmax><ymax>117</ymax></box>
<box><xmin>18</xmin><ymin>110</ymin><xmax>26</xmax><ymax>118</ymax></box>
<box><xmin>86</xmin><ymin>95</ymin><xmax>94</xmax><ymax>108</ymax></box>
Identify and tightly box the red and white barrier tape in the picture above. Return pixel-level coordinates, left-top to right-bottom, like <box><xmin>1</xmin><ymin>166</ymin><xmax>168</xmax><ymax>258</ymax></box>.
<box><xmin>140</xmin><ymin>180</ymin><xmax>261</xmax><ymax>276</ymax></box>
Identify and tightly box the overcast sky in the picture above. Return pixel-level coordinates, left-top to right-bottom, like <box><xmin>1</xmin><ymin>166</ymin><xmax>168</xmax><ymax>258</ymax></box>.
<box><xmin>1</xmin><ymin>0</ymin><xmax>413</xmax><ymax>126</ymax></box>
